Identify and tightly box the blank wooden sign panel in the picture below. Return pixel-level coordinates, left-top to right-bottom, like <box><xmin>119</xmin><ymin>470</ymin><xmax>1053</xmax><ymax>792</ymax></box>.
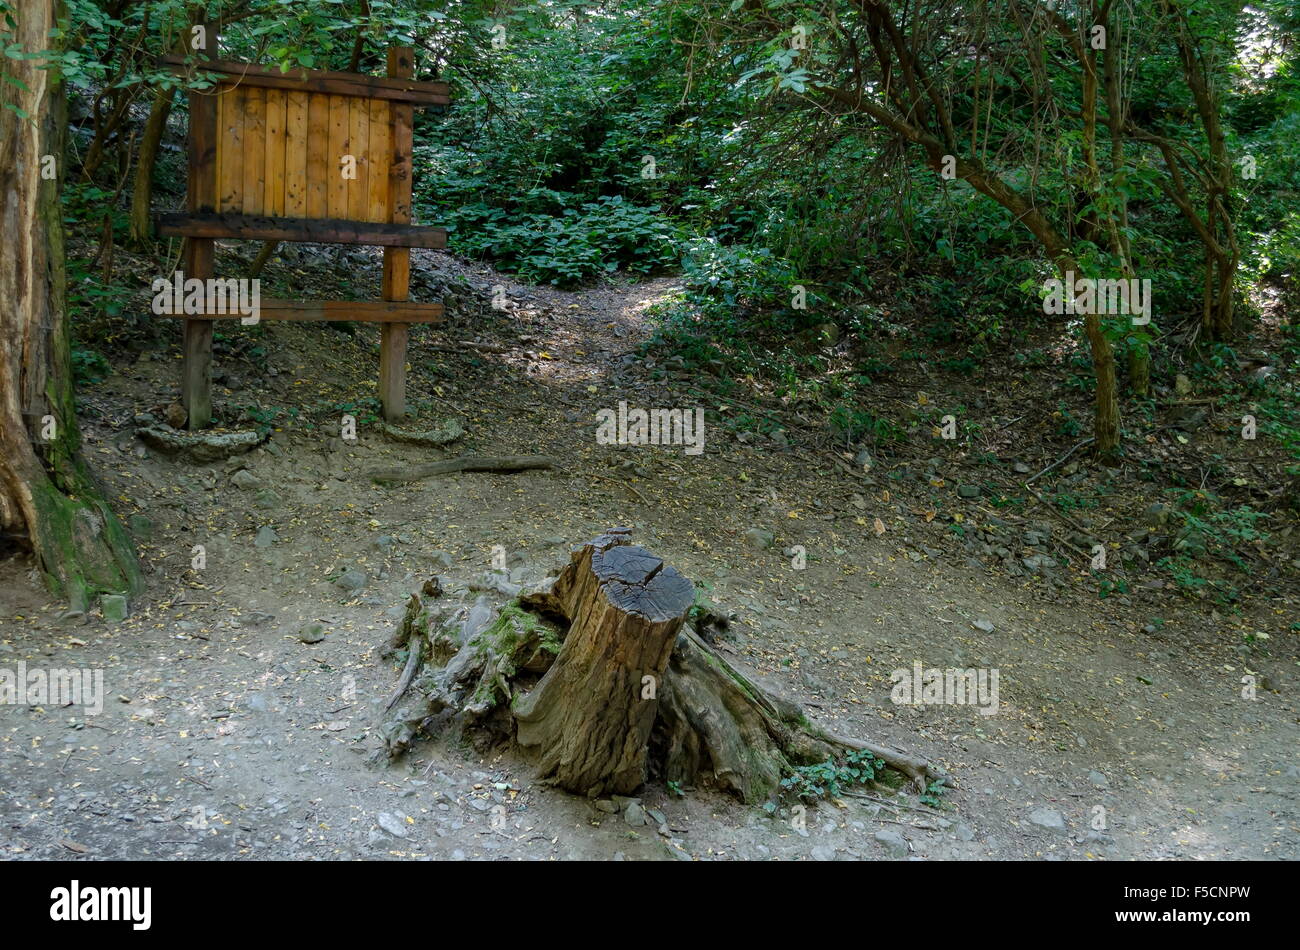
<box><xmin>160</xmin><ymin>38</ymin><xmax>448</xmax><ymax>427</ymax></box>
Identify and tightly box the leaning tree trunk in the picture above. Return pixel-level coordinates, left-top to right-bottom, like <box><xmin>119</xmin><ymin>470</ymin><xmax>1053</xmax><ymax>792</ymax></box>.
<box><xmin>128</xmin><ymin>82</ymin><xmax>175</xmax><ymax>246</ymax></box>
<box><xmin>377</xmin><ymin>529</ymin><xmax>941</xmax><ymax>803</ymax></box>
<box><xmin>0</xmin><ymin>0</ymin><xmax>141</xmax><ymax>610</ymax></box>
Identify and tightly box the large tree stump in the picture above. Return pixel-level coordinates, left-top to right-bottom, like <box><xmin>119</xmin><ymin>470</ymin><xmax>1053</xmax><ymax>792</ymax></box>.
<box><xmin>376</xmin><ymin>530</ymin><xmax>943</xmax><ymax>803</ymax></box>
<box><xmin>511</xmin><ymin>529</ymin><xmax>694</xmax><ymax>797</ymax></box>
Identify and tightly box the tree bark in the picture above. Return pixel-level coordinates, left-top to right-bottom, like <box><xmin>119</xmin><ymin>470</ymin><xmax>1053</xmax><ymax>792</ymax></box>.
<box><xmin>0</xmin><ymin>0</ymin><xmax>141</xmax><ymax>610</ymax></box>
<box><xmin>1159</xmin><ymin>0</ymin><xmax>1239</xmax><ymax>341</ymax></box>
<box><xmin>511</xmin><ymin>529</ymin><xmax>695</xmax><ymax>796</ymax></box>
<box><xmin>128</xmin><ymin>82</ymin><xmax>175</xmax><ymax>246</ymax></box>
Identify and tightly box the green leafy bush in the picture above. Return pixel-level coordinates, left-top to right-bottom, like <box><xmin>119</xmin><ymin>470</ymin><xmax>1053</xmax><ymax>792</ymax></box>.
<box><xmin>438</xmin><ymin>193</ymin><xmax>680</xmax><ymax>286</ymax></box>
<box><xmin>70</xmin><ymin>345</ymin><xmax>110</xmax><ymax>386</ymax></box>
<box><xmin>777</xmin><ymin>750</ymin><xmax>888</xmax><ymax>801</ymax></box>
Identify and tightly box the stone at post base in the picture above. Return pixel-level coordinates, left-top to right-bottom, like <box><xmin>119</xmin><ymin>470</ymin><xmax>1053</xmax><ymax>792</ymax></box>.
<box><xmin>100</xmin><ymin>594</ymin><xmax>129</xmax><ymax>623</ymax></box>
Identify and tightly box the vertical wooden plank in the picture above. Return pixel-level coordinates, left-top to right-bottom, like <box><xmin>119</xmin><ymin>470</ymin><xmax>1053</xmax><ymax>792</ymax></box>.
<box><xmin>264</xmin><ymin>88</ymin><xmax>286</xmax><ymax>216</ymax></box>
<box><xmin>216</xmin><ymin>84</ymin><xmax>244</xmax><ymax>212</ymax></box>
<box><xmin>380</xmin><ymin>46</ymin><xmax>416</xmax><ymax>422</ymax></box>
<box><xmin>182</xmin><ymin>306</ymin><xmax>215</xmax><ymax>429</ymax></box>
<box><xmin>305</xmin><ymin>92</ymin><xmax>329</xmax><ymax>218</ymax></box>
<box><xmin>386</xmin><ymin>90</ymin><xmax>413</xmax><ymax>224</ymax></box>
<box><xmin>284</xmin><ymin>90</ymin><xmax>308</xmax><ymax>216</ymax></box>
<box><xmin>214</xmin><ymin>85</ymin><xmax>225</xmax><ymax>205</ymax></box>
<box><xmin>186</xmin><ymin>88</ymin><xmax>218</xmax><ymax>220</ymax></box>
<box><xmin>241</xmin><ymin>86</ymin><xmax>266</xmax><ymax>214</ymax></box>
<box><xmin>327</xmin><ymin>94</ymin><xmax>350</xmax><ymax>218</ymax></box>
<box><xmin>347</xmin><ymin>96</ymin><xmax>370</xmax><ymax>221</ymax></box>
<box><xmin>182</xmin><ymin>20</ymin><xmax>219</xmax><ymax>430</ymax></box>
<box><xmin>378</xmin><ymin>324</ymin><xmax>408</xmax><ymax>421</ymax></box>
<box><xmin>366</xmin><ymin>96</ymin><xmax>389</xmax><ymax>223</ymax></box>
<box><xmin>382</xmin><ymin>68</ymin><xmax>414</xmax><ymax>301</ymax></box>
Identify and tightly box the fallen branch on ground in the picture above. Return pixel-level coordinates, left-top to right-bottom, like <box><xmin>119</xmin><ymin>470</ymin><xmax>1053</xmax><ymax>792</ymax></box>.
<box><xmin>368</xmin><ymin>455</ymin><xmax>557</xmax><ymax>485</ymax></box>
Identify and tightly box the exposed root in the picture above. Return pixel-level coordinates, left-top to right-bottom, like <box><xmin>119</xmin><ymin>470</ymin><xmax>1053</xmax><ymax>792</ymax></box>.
<box><xmin>368</xmin><ymin>454</ymin><xmax>557</xmax><ymax>485</ymax></box>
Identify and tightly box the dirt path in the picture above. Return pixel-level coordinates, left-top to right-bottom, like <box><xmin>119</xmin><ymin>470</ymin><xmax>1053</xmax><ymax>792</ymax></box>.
<box><xmin>2</xmin><ymin>251</ymin><xmax>1296</xmax><ymax>860</ymax></box>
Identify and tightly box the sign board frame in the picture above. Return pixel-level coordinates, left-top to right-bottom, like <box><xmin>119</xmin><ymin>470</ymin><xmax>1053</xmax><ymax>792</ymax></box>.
<box><xmin>160</xmin><ymin>27</ymin><xmax>448</xmax><ymax>427</ymax></box>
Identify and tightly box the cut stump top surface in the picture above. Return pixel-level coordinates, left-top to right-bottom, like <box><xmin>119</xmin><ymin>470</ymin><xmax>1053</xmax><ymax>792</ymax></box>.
<box><xmin>590</xmin><ymin>542</ymin><xmax>694</xmax><ymax>623</ymax></box>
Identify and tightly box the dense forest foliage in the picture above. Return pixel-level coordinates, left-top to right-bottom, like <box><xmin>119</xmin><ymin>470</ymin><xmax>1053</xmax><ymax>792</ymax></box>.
<box><xmin>37</xmin><ymin>1</ymin><xmax>1299</xmax><ymax>419</ymax></box>
<box><xmin>8</xmin><ymin>0</ymin><xmax>1300</xmax><ymax>604</ymax></box>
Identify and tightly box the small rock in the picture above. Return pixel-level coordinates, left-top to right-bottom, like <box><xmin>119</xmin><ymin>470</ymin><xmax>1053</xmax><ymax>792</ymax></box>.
<box><xmin>744</xmin><ymin>528</ymin><xmax>775</xmax><ymax>551</ymax></box>
<box><xmin>297</xmin><ymin>623</ymin><xmax>326</xmax><ymax>644</ymax></box>
<box><xmin>874</xmin><ymin>829</ymin><xmax>909</xmax><ymax>857</ymax></box>
<box><xmin>100</xmin><ymin>594</ymin><xmax>128</xmax><ymax>623</ymax></box>
<box><xmin>230</xmin><ymin>469</ymin><xmax>261</xmax><ymax>490</ymax></box>
<box><xmin>164</xmin><ymin>403</ymin><xmax>187</xmax><ymax>428</ymax></box>
<box><xmin>254</xmin><ymin>526</ymin><xmax>277</xmax><ymax>548</ymax></box>
<box><xmin>377</xmin><ymin>812</ymin><xmax>408</xmax><ymax>838</ymax></box>
<box><xmin>1088</xmin><ymin>770</ymin><xmax>1109</xmax><ymax>789</ymax></box>
<box><xmin>972</xmin><ymin>618</ymin><xmax>995</xmax><ymax>633</ymax></box>
<box><xmin>1022</xmin><ymin>554</ymin><xmax>1057</xmax><ymax>571</ymax></box>
<box><xmin>957</xmin><ymin>484</ymin><xmax>980</xmax><ymax>499</ymax></box>
<box><xmin>1028</xmin><ymin>808</ymin><xmax>1067</xmax><ymax>834</ymax></box>
<box><xmin>334</xmin><ymin>567</ymin><xmax>367</xmax><ymax>592</ymax></box>
<box><xmin>624</xmin><ymin>802</ymin><xmax>647</xmax><ymax>827</ymax></box>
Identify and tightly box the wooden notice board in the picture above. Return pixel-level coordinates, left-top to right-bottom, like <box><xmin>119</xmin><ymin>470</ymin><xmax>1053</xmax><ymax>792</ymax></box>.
<box><xmin>159</xmin><ymin>34</ymin><xmax>449</xmax><ymax>427</ymax></box>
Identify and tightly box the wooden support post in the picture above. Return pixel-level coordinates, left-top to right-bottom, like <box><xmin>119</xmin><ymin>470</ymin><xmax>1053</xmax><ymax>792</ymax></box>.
<box><xmin>181</xmin><ymin>19</ymin><xmax>218</xmax><ymax>429</ymax></box>
<box><xmin>380</xmin><ymin>46</ymin><xmax>414</xmax><ymax>423</ymax></box>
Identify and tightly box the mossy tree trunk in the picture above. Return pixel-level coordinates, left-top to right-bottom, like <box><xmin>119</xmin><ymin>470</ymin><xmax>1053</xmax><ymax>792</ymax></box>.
<box><xmin>128</xmin><ymin>82</ymin><xmax>175</xmax><ymax>246</ymax></box>
<box><xmin>0</xmin><ymin>0</ymin><xmax>141</xmax><ymax>610</ymax></box>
